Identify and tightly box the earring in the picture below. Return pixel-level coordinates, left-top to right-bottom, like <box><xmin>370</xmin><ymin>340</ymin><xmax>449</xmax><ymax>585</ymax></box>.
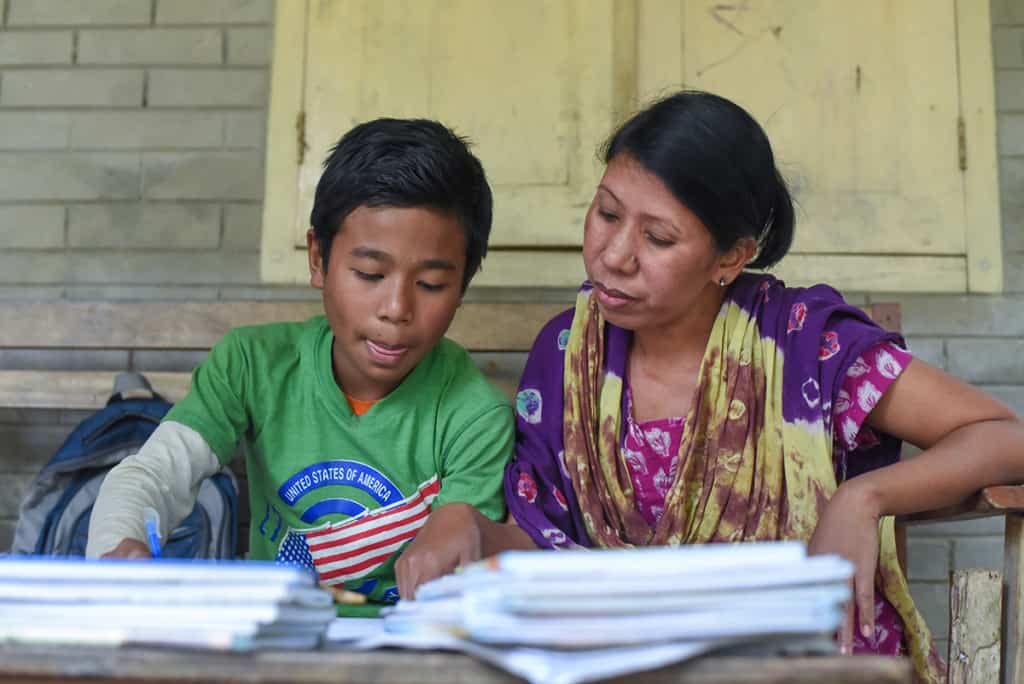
<box><xmin>718</xmin><ymin>277</ymin><xmax>726</xmax><ymax>287</ymax></box>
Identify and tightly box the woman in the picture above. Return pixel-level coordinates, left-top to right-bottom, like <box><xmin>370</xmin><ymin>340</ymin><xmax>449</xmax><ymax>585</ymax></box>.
<box><xmin>398</xmin><ymin>91</ymin><xmax>1024</xmax><ymax>683</ymax></box>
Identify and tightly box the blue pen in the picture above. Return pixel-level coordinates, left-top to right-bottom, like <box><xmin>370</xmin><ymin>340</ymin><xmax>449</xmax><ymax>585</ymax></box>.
<box><xmin>142</xmin><ymin>507</ymin><xmax>162</xmax><ymax>558</ymax></box>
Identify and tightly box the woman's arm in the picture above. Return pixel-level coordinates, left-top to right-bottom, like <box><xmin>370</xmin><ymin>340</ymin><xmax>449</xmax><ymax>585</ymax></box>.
<box><xmin>812</xmin><ymin>357</ymin><xmax>1024</xmax><ymax>651</ymax></box>
<box><xmin>855</xmin><ymin>357</ymin><xmax>1023</xmax><ymax>516</ymax></box>
<box><xmin>480</xmin><ymin>510</ymin><xmax>539</xmax><ymax>556</ymax></box>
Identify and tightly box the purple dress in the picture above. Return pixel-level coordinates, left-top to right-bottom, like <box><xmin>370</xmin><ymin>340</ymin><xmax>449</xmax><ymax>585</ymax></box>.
<box><xmin>503</xmin><ymin>273</ymin><xmax>945</xmax><ymax>681</ymax></box>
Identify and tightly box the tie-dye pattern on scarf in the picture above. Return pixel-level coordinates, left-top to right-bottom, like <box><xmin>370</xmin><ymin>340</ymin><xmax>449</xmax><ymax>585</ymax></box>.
<box><xmin>514</xmin><ymin>273</ymin><xmax>944</xmax><ymax>683</ymax></box>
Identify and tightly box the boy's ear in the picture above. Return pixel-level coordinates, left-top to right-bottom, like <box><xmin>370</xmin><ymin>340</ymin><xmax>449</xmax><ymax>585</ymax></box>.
<box><xmin>307</xmin><ymin>229</ymin><xmax>325</xmax><ymax>290</ymax></box>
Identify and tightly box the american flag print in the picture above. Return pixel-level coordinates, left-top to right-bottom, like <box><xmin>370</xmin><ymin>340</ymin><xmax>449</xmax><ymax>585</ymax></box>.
<box><xmin>275</xmin><ymin>475</ymin><xmax>440</xmax><ymax>586</ymax></box>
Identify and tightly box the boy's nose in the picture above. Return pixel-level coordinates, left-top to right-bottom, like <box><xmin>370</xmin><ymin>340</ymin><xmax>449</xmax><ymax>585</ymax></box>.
<box><xmin>377</xmin><ymin>281</ymin><xmax>413</xmax><ymax>324</ymax></box>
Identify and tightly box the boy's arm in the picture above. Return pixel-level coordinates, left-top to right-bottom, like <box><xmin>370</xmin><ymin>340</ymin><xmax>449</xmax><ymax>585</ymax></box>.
<box><xmin>85</xmin><ymin>421</ymin><xmax>220</xmax><ymax>558</ymax></box>
<box><xmin>395</xmin><ymin>403</ymin><xmax>515</xmax><ymax>597</ymax></box>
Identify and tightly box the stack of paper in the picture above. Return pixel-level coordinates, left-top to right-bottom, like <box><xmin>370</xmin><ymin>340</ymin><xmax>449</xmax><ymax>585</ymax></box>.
<box><xmin>0</xmin><ymin>557</ymin><xmax>336</xmax><ymax>651</ymax></box>
<box><xmin>361</xmin><ymin>542</ymin><xmax>851</xmax><ymax>684</ymax></box>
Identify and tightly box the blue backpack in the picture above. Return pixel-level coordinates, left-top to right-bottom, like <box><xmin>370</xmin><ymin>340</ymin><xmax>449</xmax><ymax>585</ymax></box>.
<box><xmin>11</xmin><ymin>372</ymin><xmax>239</xmax><ymax>558</ymax></box>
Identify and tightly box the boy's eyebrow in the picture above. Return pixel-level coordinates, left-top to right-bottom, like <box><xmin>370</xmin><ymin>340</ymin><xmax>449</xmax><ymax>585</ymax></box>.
<box><xmin>351</xmin><ymin>247</ymin><xmax>457</xmax><ymax>272</ymax></box>
<box><xmin>350</xmin><ymin>247</ymin><xmax>392</xmax><ymax>263</ymax></box>
<box><xmin>420</xmin><ymin>258</ymin><xmax>457</xmax><ymax>271</ymax></box>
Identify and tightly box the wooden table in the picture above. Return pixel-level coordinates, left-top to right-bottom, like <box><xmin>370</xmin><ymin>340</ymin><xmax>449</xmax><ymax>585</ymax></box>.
<box><xmin>0</xmin><ymin>644</ymin><xmax>911</xmax><ymax>684</ymax></box>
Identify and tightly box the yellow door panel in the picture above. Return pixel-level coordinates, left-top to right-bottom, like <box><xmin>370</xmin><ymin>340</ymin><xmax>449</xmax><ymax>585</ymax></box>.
<box><xmin>669</xmin><ymin>0</ymin><xmax>964</xmax><ymax>255</ymax></box>
<box><xmin>292</xmin><ymin>0</ymin><xmax>630</xmax><ymax>249</ymax></box>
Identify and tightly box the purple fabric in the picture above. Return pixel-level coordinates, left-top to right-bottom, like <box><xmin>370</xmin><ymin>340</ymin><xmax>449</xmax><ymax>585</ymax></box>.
<box><xmin>505</xmin><ymin>273</ymin><xmax>905</xmax><ymax>547</ymax></box>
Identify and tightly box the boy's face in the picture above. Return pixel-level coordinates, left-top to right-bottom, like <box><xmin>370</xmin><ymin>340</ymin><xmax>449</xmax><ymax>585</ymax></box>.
<box><xmin>308</xmin><ymin>206</ymin><xmax>467</xmax><ymax>401</ymax></box>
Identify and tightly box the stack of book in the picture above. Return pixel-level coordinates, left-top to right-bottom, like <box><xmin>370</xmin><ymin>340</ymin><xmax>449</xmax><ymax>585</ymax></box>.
<box><xmin>0</xmin><ymin>557</ymin><xmax>336</xmax><ymax>651</ymax></box>
<box><xmin>371</xmin><ymin>542</ymin><xmax>852</xmax><ymax>684</ymax></box>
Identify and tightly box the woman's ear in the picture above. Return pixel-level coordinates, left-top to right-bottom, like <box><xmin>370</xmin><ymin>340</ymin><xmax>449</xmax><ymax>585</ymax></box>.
<box><xmin>307</xmin><ymin>229</ymin><xmax>326</xmax><ymax>290</ymax></box>
<box><xmin>716</xmin><ymin>237</ymin><xmax>758</xmax><ymax>286</ymax></box>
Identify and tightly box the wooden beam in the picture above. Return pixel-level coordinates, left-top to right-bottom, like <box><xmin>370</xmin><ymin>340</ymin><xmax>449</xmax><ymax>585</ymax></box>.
<box><xmin>0</xmin><ymin>302</ymin><xmax>322</xmax><ymax>350</ymax></box>
<box><xmin>949</xmin><ymin>569</ymin><xmax>1001</xmax><ymax>683</ymax></box>
<box><xmin>0</xmin><ymin>371</ymin><xmax>192</xmax><ymax>410</ymax></box>
<box><xmin>0</xmin><ymin>645</ymin><xmax>913</xmax><ymax>684</ymax></box>
<box><xmin>0</xmin><ymin>302</ymin><xmax>565</xmax><ymax>352</ymax></box>
<box><xmin>900</xmin><ymin>486</ymin><xmax>1024</xmax><ymax>525</ymax></box>
<box><xmin>0</xmin><ymin>355</ymin><xmax>527</xmax><ymax>410</ymax></box>
<box><xmin>1003</xmin><ymin>515</ymin><xmax>1024</xmax><ymax>684</ymax></box>
<box><xmin>956</xmin><ymin>0</ymin><xmax>1004</xmax><ymax>293</ymax></box>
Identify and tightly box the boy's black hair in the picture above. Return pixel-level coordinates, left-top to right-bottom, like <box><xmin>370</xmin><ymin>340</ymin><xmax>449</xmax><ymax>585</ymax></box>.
<box><xmin>310</xmin><ymin>118</ymin><xmax>493</xmax><ymax>291</ymax></box>
<box><xmin>604</xmin><ymin>91</ymin><xmax>794</xmax><ymax>269</ymax></box>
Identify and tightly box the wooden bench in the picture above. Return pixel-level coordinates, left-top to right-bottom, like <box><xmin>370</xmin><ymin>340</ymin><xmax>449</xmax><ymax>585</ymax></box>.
<box><xmin>1</xmin><ymin>300</ymin><xmax>1022</xmax><ymax>683</ymax></box>
<box><xmin>0</xmin><ymin>300</ymin><xmax>566</xmax><ymax>408</ymax></box>
<box><xmin>0</xmin><ymin>644</ymin><xmax>912</xmax><ymax>684</ymax></box>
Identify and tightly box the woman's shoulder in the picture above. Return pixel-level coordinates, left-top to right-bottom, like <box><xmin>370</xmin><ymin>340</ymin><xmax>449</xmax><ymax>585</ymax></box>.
<box><xmin>745</xmin><ymin>273</ymin><xmax>845</xmax><ymax>307</ymax></box>
<box><xmin>739</xmin><ymin>273</ymin><xmax>866</xmax><ymax>324</ymax></box>
<box><xmin>529</xmin><ymin>307</ymin><xmax>576</xmax><ymax>354</ymax></box>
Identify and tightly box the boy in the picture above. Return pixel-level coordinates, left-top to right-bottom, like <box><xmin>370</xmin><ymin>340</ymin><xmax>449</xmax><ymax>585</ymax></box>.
<box><xmin>85</xmin><ymin>119</ymin><xmax>513</xmax><ymax>610</ymax></box>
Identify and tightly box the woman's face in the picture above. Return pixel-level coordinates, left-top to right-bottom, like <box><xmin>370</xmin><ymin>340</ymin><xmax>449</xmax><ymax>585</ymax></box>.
<box><xmin>582</xmin><ymin>154</ymin><xmax>724</xmax><ymax>333</ymax></box>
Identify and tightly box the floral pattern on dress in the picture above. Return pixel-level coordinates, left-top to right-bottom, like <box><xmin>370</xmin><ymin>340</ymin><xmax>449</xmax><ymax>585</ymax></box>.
<box><xmin>834</xmin><ymin>342</ymin><xmax>912</xmax><ymax>452</ymax></box>
<box><xmin>621</xmin><ymin>340</ymin><xmax>913</xmax><ymax>658</ymax></box>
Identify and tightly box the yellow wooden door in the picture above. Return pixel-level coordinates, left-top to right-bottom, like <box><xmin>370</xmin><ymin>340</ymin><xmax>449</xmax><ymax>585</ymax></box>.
<box><xmin>262</xmin><ymin>0</ymin><xmax>1001</xmax><ymax>292</ymax></box>
<box><xmin>263</xmin><ymin>0</ymin><xmax>633</xmax><ymax>286</ymax></box>
<box><xmin>643</xmin><ymin>0</ymin><xmax>999</xmax><ymax>292</ymax></box>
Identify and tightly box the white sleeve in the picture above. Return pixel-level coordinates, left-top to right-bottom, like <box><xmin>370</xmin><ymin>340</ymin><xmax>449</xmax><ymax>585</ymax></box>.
<box><xmin>85</xmin><ymin>420</ymin><xmax>221</xmax><ymax>559</ymax></box>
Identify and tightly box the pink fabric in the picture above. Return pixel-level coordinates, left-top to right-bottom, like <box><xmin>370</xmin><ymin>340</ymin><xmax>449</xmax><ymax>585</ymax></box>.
<box><xmin>621</xmin><ymin>394</ymin><xmax>685</xmax><ymax>529</ymax></box>
<box><xmin>623</xmin><ymin>340</ymin><xmax>912</xmax><ymax>655</ymax></box>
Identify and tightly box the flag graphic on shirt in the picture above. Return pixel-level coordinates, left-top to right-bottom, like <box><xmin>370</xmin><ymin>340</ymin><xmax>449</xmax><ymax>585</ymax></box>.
<box><xmin>275</xmin><ymin>475</ymin><xmax>440</xmax><ymax>586</ymax></box>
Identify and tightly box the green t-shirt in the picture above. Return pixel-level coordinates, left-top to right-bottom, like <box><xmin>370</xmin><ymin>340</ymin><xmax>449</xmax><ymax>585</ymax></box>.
<box><xmin>167</xmin><ymin>316</ymin><xmax>513</xmax><ymax>604</ymax></box>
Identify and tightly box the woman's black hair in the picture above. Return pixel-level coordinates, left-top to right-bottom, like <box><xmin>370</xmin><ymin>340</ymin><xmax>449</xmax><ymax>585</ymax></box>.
<box><xmin>603</xmin><ymin>90</ymin><xmax>794</xmax><ymax>269</ymax></box>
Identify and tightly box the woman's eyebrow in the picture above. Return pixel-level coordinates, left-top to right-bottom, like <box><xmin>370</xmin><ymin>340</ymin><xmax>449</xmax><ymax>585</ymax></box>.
<box><xmin>596</xmin><ymin>185</ymin><xmax>620</xmax><ymax>202</ymax></box>
<box><xmin>597</xmin><ymin>186</ymin><xmax>681</xmax><ymax>235</ymax></box>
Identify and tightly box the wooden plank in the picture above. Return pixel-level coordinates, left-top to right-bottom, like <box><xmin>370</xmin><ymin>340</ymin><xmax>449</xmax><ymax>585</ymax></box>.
<box><xmin>0</xmin><ymin>302</ymin><xmax>323</xmax><ymax>350</ymax></box>
<box><xmin>0</xmin><ymin>371</ymin><xmax>192</xmax><ymax>410</ymax></box>
<box><xmin>949</xmin><ymin>569</ymin><xmax>1002</xmax><ymax>683</ymax></box>
<box><xmin>260</xmin><ymin>0</ymin><xmax>308</xmax><ymax>283</ymax></box>
<box><xmin>449</xmin><ymin>304</ymin><xmax>566</xmax><ymax>352</ymax></box>
<box><xmin>0</xmin><ymin>646</ymin><xmax>912</xmax><ymax>684</ymax></box>
<box><xmin>0</xmin><ymin>354</ymin><xmax>529</xmax><ymax>410</ymax></box>
<box><xmin>0</xmin><ymin>302</ymin><xmax>563</xmax><ymax>352</ymax></box>
<box><xmin>900</xmin><ymin>486</ymin><xmax>1024</xmax><ymax>525</ymax></box>
<box><xmin>470</xmin><ymin>251</ymin><xmax>968</xmax><ymax>292</ymax></box>
<box><xmin>957</xmin><ymin>0</ymin><xmax>1004</xmax><ymax>293</ymax></box>
<box><xmin>1003</xmin><ymin>514</ymin><xmax>1024</xmax><ymax>684</ymax></box>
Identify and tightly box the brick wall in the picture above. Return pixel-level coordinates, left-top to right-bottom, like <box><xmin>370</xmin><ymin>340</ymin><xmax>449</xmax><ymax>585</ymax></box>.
<box><xmin>0</xmin><ymin>0</ymin><xmax>1022</xmax><ymax>661</ymax></box>
<box><xmin>0</xmin><ymin>0</ymin><xmax>295</xmax><ymax>302</ymax></box>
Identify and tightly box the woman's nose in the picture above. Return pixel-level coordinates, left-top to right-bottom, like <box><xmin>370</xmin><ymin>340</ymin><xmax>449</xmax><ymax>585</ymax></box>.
<box><xmin>600</xmin><ymin>226</ymin><xmax>638</xmax><ymax>274</ymax></box>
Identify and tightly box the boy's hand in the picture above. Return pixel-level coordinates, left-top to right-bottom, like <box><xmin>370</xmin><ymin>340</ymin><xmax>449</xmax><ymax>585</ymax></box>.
<box><xmin>807</xmin><ymin>480</ymin><xmax>882</xmax><ymax>655</ymax></box>
<box><xmin>100</xmin><ymin>538</ymin><xmax>153</xmax><ymax>559</ymax></box>
<box><xmin>395</xmin><ymin>502</ymin><xmax>482</xmax><ymax>600</ymax></box>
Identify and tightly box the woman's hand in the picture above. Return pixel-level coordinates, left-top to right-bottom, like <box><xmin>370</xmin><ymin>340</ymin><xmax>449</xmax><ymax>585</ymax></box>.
<box><xmin>100</xmin><ymin>537</ymin><xmax>152</xmax><ymax>559</ymax></box>
<box><xmin>394</xmin><ymin>502</ymin><xmax>483</xmax><ymax>600</ymax></box>
<box><xmin>807</xmin><ymin>479</ymin><xmax>883</xmax><ymax>655</ymax></box>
